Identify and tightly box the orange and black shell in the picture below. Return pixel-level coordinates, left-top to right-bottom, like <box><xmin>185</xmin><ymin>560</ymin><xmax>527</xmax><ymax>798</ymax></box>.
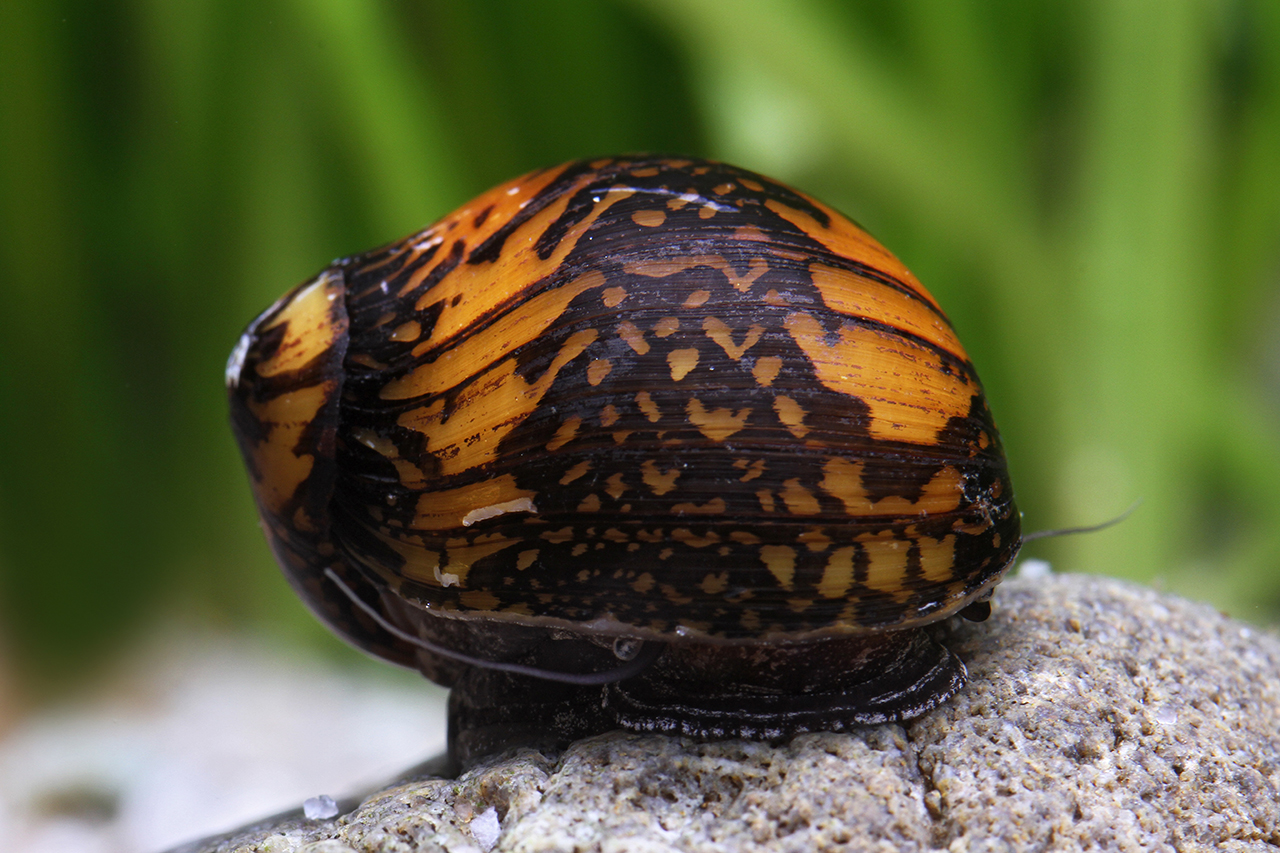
<box><xmin>227</xmin><ymin>155</ymin><xmax>1019</xmax><ymax>663</ymax></box>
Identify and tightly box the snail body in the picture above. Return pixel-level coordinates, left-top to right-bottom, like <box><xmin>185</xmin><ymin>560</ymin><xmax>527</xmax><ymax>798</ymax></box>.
<box><xmin>227</xmin><ymin>156</ymin><xmax>1020</xmax><ymax>764</ymax></box>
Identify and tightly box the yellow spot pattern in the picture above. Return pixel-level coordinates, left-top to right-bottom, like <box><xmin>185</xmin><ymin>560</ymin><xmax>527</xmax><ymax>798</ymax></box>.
<box><xmin>779</xmin><ymin>479</ymin><xmax>820</xmax><ymax>515</ymax></box>
<box><xmin>641</xmin><ymin>460</ymin><xmax>680</xmax><ymax>495</ymax></box>
<box><xmin>546</xmin><ymin>416</ymin><xmax>582</xmax><ymax>451</ymax></box>
<box><xmin>820</xmin><ymin>459</ymin><xmax>964</xmax><ymax>516</ymax></box>
<box><xmin>783</xmin><ymin>311</ymin><xmax>971</xmax><ymax>444</ymax></box>
<box><xmin>586</xmin><ymin>359</ymin><xmax>612</xmax><ymax>385</ymax></box>
<box><xmin>808</xmin><ymin>264</ymin><xmax>964</xmax><ymax>360</ymax></box>
<box><xmin>752</xmin><ymin>356</ymin><xmax>782</xmax><ymax>386</ymax></box>
<box><xmin>635</xmin><ymin>391</ymin><xmax>662</xmax><ymax>422</ymax></box>
<box><xmin>671</xmin><ymin>497</ymin><xmax>727</xmax><ymax>515</ymax></box>
<box><xmin>632</xmin><ymin>209</ymin><xmax>666</xmax><ymax>227</ymax></box>
<box><xmin>667</xmin><ymin>347</ymin><xmax>700</xmax><ymax>380</ymax></box>
<box><xmin>702</xmin><ymin>317</ymin><xmax>764</xmax><ymax>360</ymax></box>
<box><xmin>411</xmin><ymin>475</ymin><xmax>537</xmax><ymax>532</ymax></box>
<box><xmin>246</xmin><ymin>384</ymin><xmax>329</xmax><ymax>516</ymax></box>
<box><xmin>687</xmin><ymin>398</ymin><xmax>751</xmax><ymax>441</ymax></box>
<box><xmin>390</xmin><ymin>320</ymin><xmax>421</xmax><ymax>342</ymax></box>
<box><xmin>559</xmin><ymin>461</ymin><xmax>591</xmax><ymax>484</ymax></box>
<box><xmin>252</xmin><ymin>272</ymin><xmax>344</xmax><ymax>379</ymax></box>
<box><xmin>772</xmin><ymin>396</ymin><xmax>809</xmax><ymax>438</ymax></box>
<box><xmin>817</xmin><ymin>547</ymin><xmax>857</xmax><ymax>599</ymax></box>
<box><xmin>605</xmin><ymin>473</ymin><xmax>628</xmax><ymax>499</ymax></box>
<box><xmin>701</xmin><ymin>572</ymin><xmax>730</xmax><ymax>595</ymax></box>
<box><xmin>617</xmin><ymin>321</ymin><xmax>649</xmax><ymax>354</ymax></box>
<box><xmin>393</xmin><ymin>321</ymin><xmax>598</xmax><ymax>475</ymax></box>
<box><xmin>760</xmin><ymin>545</ymin><xmax>796</xmax><ymax>589</ymax></box>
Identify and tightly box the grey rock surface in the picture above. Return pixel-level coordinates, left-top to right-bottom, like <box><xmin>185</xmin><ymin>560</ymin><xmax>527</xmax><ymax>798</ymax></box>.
<box><xmin>175</xmin><ymin>573</ymin><xmax>1280</xmax><ymax>852</ymax></box>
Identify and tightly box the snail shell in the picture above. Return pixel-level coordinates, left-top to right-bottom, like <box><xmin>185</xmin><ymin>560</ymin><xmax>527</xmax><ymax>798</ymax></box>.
<box><xmin>228</xmin><ymin>156</ymin><xmax>1019</xmax><ymax>764</ymax></box>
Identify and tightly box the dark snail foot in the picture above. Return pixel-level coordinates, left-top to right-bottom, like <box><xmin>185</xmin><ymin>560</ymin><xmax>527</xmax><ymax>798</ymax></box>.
<box><xmin>446</xmin><ymin>628</ymin><xmax>965</xmax><ymax>768</ymax></box>
<box><xmin>607</xmin><ymin>628</ymin><xmax>965</xmax><ymax>740</ymax></box>
<box><xmin>447</xmin><ymin>670</ymin><xmax>610</xmax><ymax>767</ymax></box>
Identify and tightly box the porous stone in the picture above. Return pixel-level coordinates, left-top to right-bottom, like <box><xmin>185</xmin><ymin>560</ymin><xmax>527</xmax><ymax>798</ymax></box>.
<box><xmin>172</xmin><ymin>574</ymin><xmax>1280</xmax><ymax>852</ymax></box>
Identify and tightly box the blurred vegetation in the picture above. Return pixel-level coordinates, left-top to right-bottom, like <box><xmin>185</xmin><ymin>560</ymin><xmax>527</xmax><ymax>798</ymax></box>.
<box><xmin>1</xmin><ymin>0</ymin><xmax>1278</xmax><ymax>701</ymax></box>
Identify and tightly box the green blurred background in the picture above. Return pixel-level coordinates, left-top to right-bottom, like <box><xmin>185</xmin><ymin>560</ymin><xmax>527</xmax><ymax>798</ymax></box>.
<box><xmin>2</xmin><ymin>0</ymin><xmax>1279</xmax><ymax>709</ymax></box>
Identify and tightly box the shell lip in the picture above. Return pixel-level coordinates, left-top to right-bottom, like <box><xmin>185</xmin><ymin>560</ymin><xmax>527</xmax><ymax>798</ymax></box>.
<box><xmin>402</xmin><ymin>607</ymin><xmax>933</xmax><ymax>646</ymax></box>
<box><xmin>396</xmin><ymin>542</ymin><xmax>1023</xmax><ymax>647</ymax></box>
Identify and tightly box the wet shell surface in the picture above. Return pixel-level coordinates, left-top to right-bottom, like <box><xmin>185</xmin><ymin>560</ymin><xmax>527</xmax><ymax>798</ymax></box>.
<box><xmin>228</xmin><ymin>156</ymin><xmax>1020</xmax><ymax>764</ymax></box>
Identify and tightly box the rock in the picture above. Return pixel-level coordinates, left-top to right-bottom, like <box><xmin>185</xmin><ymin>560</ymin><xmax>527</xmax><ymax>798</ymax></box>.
<box><xmin>170</xmin><ymin>573</ymin><xmax>1280</xmax><ymax>852</ymax></box>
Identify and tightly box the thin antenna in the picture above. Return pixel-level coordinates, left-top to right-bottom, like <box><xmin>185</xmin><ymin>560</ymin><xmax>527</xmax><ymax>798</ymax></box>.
<box><xmin>1022</xmin><ymin>500</ymin><xmax>1141</xmax><ymax>543</ymax></box>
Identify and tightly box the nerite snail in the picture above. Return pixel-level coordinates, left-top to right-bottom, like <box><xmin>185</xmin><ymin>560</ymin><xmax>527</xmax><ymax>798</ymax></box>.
<box><xmin>227</xmin><ymin>156</ymin><xmax>1020</xmax><ymax>765</ymax></box>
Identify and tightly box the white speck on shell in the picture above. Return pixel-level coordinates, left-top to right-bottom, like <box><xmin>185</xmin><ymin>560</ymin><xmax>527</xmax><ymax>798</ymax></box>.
<box><xmin>462</xmin><ymin>498</ymin><xmax>538</xmax><ymax>527</ymax></box>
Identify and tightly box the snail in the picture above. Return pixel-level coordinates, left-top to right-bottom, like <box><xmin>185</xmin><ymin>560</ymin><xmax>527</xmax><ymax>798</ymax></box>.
<box><xmin>227</xmin><ymin>156</ymin><xmax>1020</xmax><ymax>766</ymax></box>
